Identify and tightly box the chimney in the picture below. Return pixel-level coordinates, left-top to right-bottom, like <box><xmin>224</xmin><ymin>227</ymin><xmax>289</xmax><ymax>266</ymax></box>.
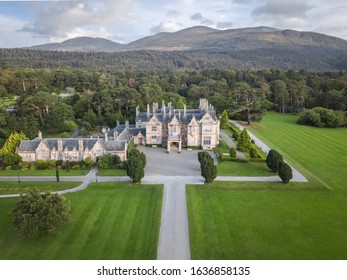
<box><xmin>58</xmin><ymin>139</ymin><xmax>63</xmax><ymax>151</ymax></box>
<box><xmin>179</xmin><ymin>109</ymin><xmax>181</xmax><ymax>120</ymax></box>
<box><xmin>125</xmin><ymin>119</ymin><xmax>129</xmax><ymax>128</ymax></box>
<box><xmin>104</xmin><ymin>132</ymin><xmax>108</xmax><ymax>142</ymax></box>
<box><xmin>184</xmin><ymin>104</ymin><xmax>186</xmax><ymax>116</ymax></box>
<box><xmin>78</xmin><ymin>138</ymin><xmax>83</xmax><ymax>151</ymax></box>
<box><xmin>113</xmin><ymin>130</ymin><xmax>118</xmax><ymax>140</ymax></box>
<box><xmin>38</xmin><ymin>130</ymin><xmax>42</xmax><ymax>140</ymax></box>
<box><xmin>136</xmin><ymin>105</ymin><xmax>140</xmax><ymax>117</ymax></box>
<box><xmin>147</xmin><ymin>104</ymin><xmax>150</xmax><ymax>114</ymax></box>
<box><xmin>116</xmin><ymin>120</ymin><xmax>120</xmax><ymax>127</ymax></box>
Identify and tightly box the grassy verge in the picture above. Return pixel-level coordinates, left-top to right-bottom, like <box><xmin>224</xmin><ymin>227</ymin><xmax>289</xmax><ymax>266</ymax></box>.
<box><xmin>217</xmin><ymin>161</ymin><xmax>271</xmax><ymax>176</ymax></box>
<box><xmin>0</xmin><ymin>181</ymin><xmax>81</xmax><ymax>195</ymax></box>
<box><xmin>97</xmin><ymin>169</ymin><xmax>127</xmax><ymax>176</ymax></box>
<box><xmin>0</xmin><ymin>182</ymin><xmax>163</xmax><ymax>259</ymax></box>
<box><xmin>0</xmin><ymin>170</ymin><xmax>87</xmax><ymax>176</ymax></box>
<box><xmin>187</xmin><ymin>182</ymin><xmax>347</xmax><ymax>260</ymax></box>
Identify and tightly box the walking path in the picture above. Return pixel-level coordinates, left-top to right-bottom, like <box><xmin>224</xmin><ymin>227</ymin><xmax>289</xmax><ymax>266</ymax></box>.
<box><xmin>219</xmin><ymin>130</ymin><xmax>246</xmax><ymax>159</ymax></box>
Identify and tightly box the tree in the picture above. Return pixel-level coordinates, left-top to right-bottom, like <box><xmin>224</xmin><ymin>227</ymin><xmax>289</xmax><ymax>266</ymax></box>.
<box><xmin>249</xmin><ymin>146</ymin><xmax>261</xmax><ymax>159</ymax></box>
<box><xmin>12</xmin><ymin>189</ymin><xmax>70</xmax><ymax>238</ymax></box>
<box><xmin>220</xmin><ymin>110</ymin><xmax>229</xmax><ymax>129</ymax></box>
<box><xmin>229</xmin><ymin>147</ymin><xmax>237</xmax><ymax>158</ymax></box>
<box><xmin>237</xmin><ymin>128</ymin><xmax>252</xmax><ymax>152</ymax></box>
<box><xmin>126</xmin><ymin>149</ymin><xmax>146</xmax><ymax>183</ymax></box>
<box><xmin>278</xmin><ymin>161</ymin><xmax>293</xmax><ymax>183</ymax></box>
<box><xmin>199</xmin><ymin>152</ymin><xmax>217</xmax><ymax>183</ymax></box>
<box><xmin>266</xmin><ymin>149</ymin><xmax>283</xmax><ymax>173</ymax></box>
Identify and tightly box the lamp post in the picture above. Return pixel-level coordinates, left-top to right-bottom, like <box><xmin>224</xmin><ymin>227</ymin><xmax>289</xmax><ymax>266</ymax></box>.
<box><xmin>17</xmin><ymin>171</ymin><xmax>20</xmax><ymax>183</ymax></box>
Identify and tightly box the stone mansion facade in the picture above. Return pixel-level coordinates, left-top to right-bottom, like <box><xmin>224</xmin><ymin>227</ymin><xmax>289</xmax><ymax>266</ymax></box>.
<box><xmin>135</xmin><ymin>98</ymin><xmax>220</xmax><ymax>152</ymax></box>
<box><xmin>16</xmin><ymin>98</ymin><xmax>219</xmax><ymax>162</ymax></box>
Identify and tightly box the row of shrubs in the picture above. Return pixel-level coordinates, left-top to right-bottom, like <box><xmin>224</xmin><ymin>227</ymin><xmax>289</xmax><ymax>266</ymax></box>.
<box><xmin>2</xmin><ymin>157</ymin><xmax>95</xmax><ymax>171</ymax></box>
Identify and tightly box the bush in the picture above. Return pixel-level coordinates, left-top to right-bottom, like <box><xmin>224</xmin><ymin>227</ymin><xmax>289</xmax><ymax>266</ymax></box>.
<box><xmin>229</xmin><ymin>147</ymin><xmax>237</xmax><ymax>158</ymax></box>
<box><xmin>297</xmin><ymin>107</ymin><xmax>346</xmax><ymax>128</ymax></box>
<box><xmin>84</xmin><ymin>156</ymin><xmax>94</xmax><ymax>168</ymax></box>
<box><xmin>48</xmin><ymin>160</ymin><xmax>57</xmax><ymax>170</ymax></box>
<box><xmin>278</xmin><ymin>161</ymin><xmax>293</xmax><ymax>183</ymax></box>
<box><xmin>56</xmin><ymin>160</ymin><xmax>63</xmax><ymax>167</ymax></box>
<box><xmin>36</xmin><ymin>160</ymin><xmax>48</xmax><ymax>170</ymax></box>
<box><xmin>266</xmin><ymin>149</ymin><xmax>283</xmax><ymax>173</ymax></box>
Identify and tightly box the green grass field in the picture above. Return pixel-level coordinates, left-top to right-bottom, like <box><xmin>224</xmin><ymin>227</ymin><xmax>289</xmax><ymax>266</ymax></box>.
<box><xmin>187</xmin><ymin>112</ymin><xmax>347</xmax><ymax>259</ymax></box>
<box><xmin>0</xmin><ymin>169</ymin><xmax>88</xmax><ymax>176</ymax></box>
<box><xmin>187</xmin><ymin>183</ymin><xmax>347</xmax><ymax>259</ymax></box>
<box><xmin>0</xmin><ymin>181</ymin><xmax>81</xmax><ymax>195</ymax></box>
<box><xmin>249</xmin><ymin>112</ymin><xmax>347</xmax><ymax>191</ymax></box>
<box><xmin>0</xmin><ymin>182</ymin><xmax>163</xmax><ymax>259</ymax></box>
<box><xmin>97</xmin><ymin>169</ymin><xmax>127</xmax><ymax>176</ymax></box>
<box><xmin>217</xmin><ymin>161</ymin><xmax>271</xmax><ymax>176</ymax></box>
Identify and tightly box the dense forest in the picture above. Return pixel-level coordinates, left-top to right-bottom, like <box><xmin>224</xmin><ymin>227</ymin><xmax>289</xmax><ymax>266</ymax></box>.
<box><xmin>1</xmin><ymin>47</ymin><xmax>347</xmax><ymax>72</ymax></box>
<box><xmin>0</xmin><ymin>66</ymin><xmax>346</xmax><ymax>142</ymax></box>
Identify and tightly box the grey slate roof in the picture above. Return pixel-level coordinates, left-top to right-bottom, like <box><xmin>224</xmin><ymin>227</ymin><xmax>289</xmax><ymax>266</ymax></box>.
<box><xmin>103</xmin><ymin>140</ymin><xmax>126</xmax><ymax>152</ymax></box>
<box><xmin>137</xmin><ymin>108</ymin><xmax>217</xmax><ymax>124</ymax></box>
<box><xmin>16</xmin><ymin>140</ymin><xmax>41</xmax><ymax>151</ymax></box>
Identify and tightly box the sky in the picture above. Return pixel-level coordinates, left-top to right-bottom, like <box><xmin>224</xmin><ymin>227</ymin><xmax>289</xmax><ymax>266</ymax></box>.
<box><xmin>0</xmin><ymin>0</ymin><xmax>347</xmax><ymax>48</ymax></box>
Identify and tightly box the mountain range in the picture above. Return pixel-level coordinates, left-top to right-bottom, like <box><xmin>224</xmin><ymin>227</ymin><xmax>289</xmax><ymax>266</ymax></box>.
<box><xmin>1</xmin><ymin>26</ymin><xmax>344</xmax><ymax>71</ymax></box>
<box><xmin>28</xmin><ymin>26</ymin><xmax>347</xmax><ymax>53</ymax></box>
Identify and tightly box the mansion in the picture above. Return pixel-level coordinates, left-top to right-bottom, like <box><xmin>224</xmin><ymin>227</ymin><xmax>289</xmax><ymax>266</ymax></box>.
<box><xmin>16</xmin><ymin>98</ymin><xmax>220</xmax><ymax>162</ymax></box>
<box><xmin>135</xmin><ymin>98</ymin><xmax>220</xmax><ymax>152</ymax></box>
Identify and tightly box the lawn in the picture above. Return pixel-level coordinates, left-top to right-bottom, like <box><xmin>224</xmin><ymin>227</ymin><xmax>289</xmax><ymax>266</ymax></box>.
<box><xmin>0</xmin><ymin>181</ymin><xmax>81</xmax><ymax>195</ymax></box>
<box><xmin>187</xmin><ymin>183</ymin><xmax>347</xmax><ymax>259</ymax></box>
<box><xmin>0</xmin><ymin>169</ymin><xmax>88</xmax><ymax>176</ymax></box>
<box><xmin>187</xmin><ymin>112</ymin><xmax>347</xmax><ymax>259</ymax></box>
<box><xmin>97</xmin><ymin>169</ymin><xmax>127</xmax><ymax>176</ymax></box>
<box><xmin>217</xmin><ymin>161</ymin><xmax>271</xmax><ymax>176</ymax></box>
<box><xmin>248</xmin><ymin>111</ymin><xmax>347</xmax><ymax>191</ymax></box>
<box><xmin>0</xmin><ymin>182</ymin><xmax>163</xmax><ymax>259</ymax></box>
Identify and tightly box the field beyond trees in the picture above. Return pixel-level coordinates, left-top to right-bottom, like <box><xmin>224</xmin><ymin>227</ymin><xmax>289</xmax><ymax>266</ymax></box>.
<box><xmin>0</xmin><ymin>183</ymin><xmax>163</xmax><ymax>259</ymax></box>
<box><xmin>187</xmin><ymin>112</ymin><xmax>347</xmax><ymax>259</ymax></box>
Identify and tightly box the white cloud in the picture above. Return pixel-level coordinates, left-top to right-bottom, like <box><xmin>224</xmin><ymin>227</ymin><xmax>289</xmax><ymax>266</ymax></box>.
<box><xmin>150</xmin><ymin>20</ymin><xmax>183</xmax><ymax>34</ymax></box>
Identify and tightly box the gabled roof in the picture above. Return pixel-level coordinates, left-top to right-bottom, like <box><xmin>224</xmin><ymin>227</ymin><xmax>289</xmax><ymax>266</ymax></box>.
<box><xmin>104</xmin><ymin>140</ymin><xmax>126</xmax><ymax>152</ymax></box>
<box><xmin>16</xmin><ymin>140</ymin><xmax>41</xmax><ymax>152</ymax></box>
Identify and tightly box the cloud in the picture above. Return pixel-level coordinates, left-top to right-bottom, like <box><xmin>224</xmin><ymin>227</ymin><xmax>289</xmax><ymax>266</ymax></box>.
<box><xmin>18</xmin><ymin>0</ymin><xmax>134</xmax><ymax>42</ymax></box>
<box><xmin>252</xmin><ymin>0</ymin><xmax>314</xmax><ymax>18</ymax></box>
<box><xmin>150</xmin><ymin>19</ymin><xmax>183</xmax><ymax>34</ymax></box>
<box><xmin>190</xmin><ymin>12</ymin><xmax>214</xmax><ymax>25</ymax></box>
<box><xmin>251</xmin><ymin>0</ymin><xmax>313</xmax><ymax>29</ymax></box>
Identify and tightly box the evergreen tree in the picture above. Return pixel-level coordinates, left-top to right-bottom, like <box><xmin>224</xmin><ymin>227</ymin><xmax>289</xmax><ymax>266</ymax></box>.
<box><xmin>220</xmin><ymin>110</ymin><xmax>229</xmax><ymax>129</ymax></box>
<box><xmin>229</xmin><ymin>147</ymin><xmax>237</xmax><ymax>158</ymax></box>
<box><xmin>126</xmin><ymin>149</ymin><xmax>146</xmax><ymax>183</ymax></box>
<box><xmin>278</xmin><ymin>161</ymin><xmax>293</xmax><ymax>183</ymax></box>
<box><xmin>199</xmin><ymin>152</ymin><xmax>217</xmax><ymax>183</ymax></box>
<box><xmin>266</xmin><ymin>149</ymin><xmax>283</xmax><ymax>173</ymax></box>
<box><xmin>249</xmin><ymin>146</ymin><xmax>261</xmax><ymax>158</ymax></box>
<box><xmin>237</xmin><ymin>128</ymin><xmax>252</xmax><ymax>152</ymax></box>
